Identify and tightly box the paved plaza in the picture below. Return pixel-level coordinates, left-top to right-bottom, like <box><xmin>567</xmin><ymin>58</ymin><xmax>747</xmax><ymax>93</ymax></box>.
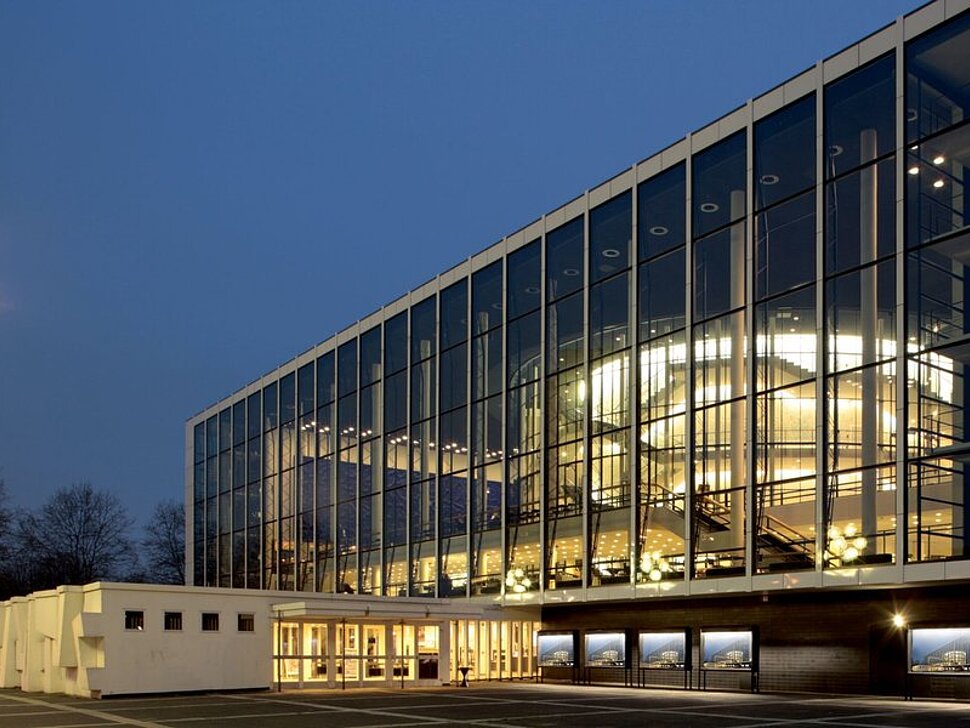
<box><xmin>2</xmin><ymin>683</ymin><xmax>970</xmax><ymax>728</ymax></box>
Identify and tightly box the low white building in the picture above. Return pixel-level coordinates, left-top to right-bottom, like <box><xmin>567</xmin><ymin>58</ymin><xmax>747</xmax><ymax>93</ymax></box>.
<box><xmin>0</xmin><ymin>582</ymin><xmax>539</xmax><ymax>698</ymax></box>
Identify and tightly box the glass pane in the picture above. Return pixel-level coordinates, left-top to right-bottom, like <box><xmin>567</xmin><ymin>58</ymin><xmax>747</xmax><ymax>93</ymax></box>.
<box><xmin>695</xmin><ymin>311</ymin><xmax>747</xmax><ymax>405</ymax></box>
<box><xmin>906</xmin><ymin>12</ymin><xmax>970</xmax><ymax>142</ymax></box>
<box><xmin>694</xmin><ymin>223</ymin><xmax>746</xmax><ymax>321</ymax></box>
<box><xmin>316</xmin><ymin>352</ymin><xmax>335</xmax><ymax>406</ymax></box>
<box><xmin>472</xmin><ymin>262</ymin><xmax>503</xmax><ymax>335</ymax></box>
<box><xmin>693</xmin><ymin>132</ymin><xmax>746</xmax><ymax>238</ymax></box>
<box><xmin>440</xmin><ymin>343</ymin><xmax>467</xmax><ymax>413</ymax></box>
<box><xmin>827</xmin><ymin>364</ymin><xmax>896</xmax><ymax>472</ymax></box>
<box><xmin>755</xmin><ymin>94</ymin><xmax>816</xmax><ymax>209</ymax></box>
<box><xmin>410</xmin><ymin>359</ymin><xmax>436</xmax><ymax>423</ymax></box>
<box><xmin>507</xmin><ymin>239</ymin><xmax>541</xmax><ymax>319</ymax></box>
<box><xmin>638</xmin><ymin>163</ymin><xmax>685</xmax><ymax>260</ymax></box>
<box><xmin>472</xmin><ymin>330</ymin><xmax>502</xmax><ymax>401</ymax></box>
<box><xmin>338</xmin><ymin>341</ymin><xmax>357</xmax><ymax>397</ymax></box>
<box><xmin>906</xmin><ymin>122</ymin><xmax>970</xmax><ymax>246</ymax></box>
<box><xmin>411</xmin><ymin>296</ymin><xmax>436</xmax><ymax>362</ymax></box>
<box><xmin>383</xmin><ymin>371</ymin><xmax>407</xmax><ymax>433</ymax></box>
<box><xmin>755</xmin><ymin>190</ymin><xmax>815</xmax><ymax>299</ymax></box>
<box><xmin>547</xmin><ymin>216</ymin><xmax>584</xmax><ymax>301</ymax></box>
<box><xmin>638</xmin><ymin>248</ymin><xmax>686</xmax><ymax>340</ymax></box>
<box><xmin>508</xmin><ymin>382</ymin><xmax>542</xmax><ymax>456</ymax></box>
<box><xmin>360</xmin><ymin>326</ymin><xmax>382</xmax><ymax>386</ymax></box>
<box><xmin>547</xmin><ymin>292</ymin><xmax>584</xmax><ymax>373</ymax></box>
<box><xmin>825</xmin><ymin>157</ymin><xmax>895</xmax><ymax>273</ymax></box>
<box><xmin>590</xmin><ymin>191</ymin><xmax>631</xmax><ymax>282</ymax></box>
<box><xmin>825</xmin><ymin>54</ymin><xmax>894</xmax><ymax>178</ymax></box>
<box><xmin>507</xmin><ymin>310</ymin><xmax>540</xmax><ymax>386</ymax></box>
<box><xmin>440</xmin><ymin>279</ymin><xmax>468</xmax><ymax>350</ymax></box>
<box><xmin>756</xmin><ymin>285</ymin><xmax>818</xmax><ymax>391</ymax></box>
<box><xmin>590</xmin><ymin>273</ymin><xmax>629</xmax><ymax>359</ymax></box>
<box><xmin>384</xmin><ymin>312</ymin><xmax>408</xmax><ymax>375</ymax></box>
<box><xmin>826</xmin><ymin>259</ymin><xmax>896</xmax><ymax>373</ymax></box>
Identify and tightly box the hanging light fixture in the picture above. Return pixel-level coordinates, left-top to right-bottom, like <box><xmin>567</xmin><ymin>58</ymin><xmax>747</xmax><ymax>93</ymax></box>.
<box><xmin>824</xmin><ymin>524</ymin><xmax>868</xmax><ymax>567</ymax></box>
<box><xmin>639</xmin><ymin>550</ymin><xmax>671</xmax><ymax>582</ymax></box>
<box><xmin>505</xmin><ymin>568</ymin><xmax>533</xmax><ymax>593</ymax></box>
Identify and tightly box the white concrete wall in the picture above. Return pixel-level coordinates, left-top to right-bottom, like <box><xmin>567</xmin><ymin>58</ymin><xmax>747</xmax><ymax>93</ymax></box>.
<box><xmin>0</xmin><ymin>581</ymin><xmax>535</xmax><ymax>698</ymax></box>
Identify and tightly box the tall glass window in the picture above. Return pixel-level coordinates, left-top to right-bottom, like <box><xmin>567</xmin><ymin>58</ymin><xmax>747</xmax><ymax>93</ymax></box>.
<box><xmin>824</xmin><ymin>53</ymin><xmax>897</xmax><ymax>568</ymax></box>
<box><xmin>906</xmin><ymin>16</ymin><xmax>970</xmax><ymax>564</ymax></box>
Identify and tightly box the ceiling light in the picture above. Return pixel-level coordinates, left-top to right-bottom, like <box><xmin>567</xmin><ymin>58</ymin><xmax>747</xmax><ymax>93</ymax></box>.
<box><xmin>760</xmin><ymin>174</ymin><xmax>780</xmax><ymax>185</ymax></box>
<box><xmin>828</xmin><ymin>144</ymin><xmax>843</xmax><ymax>157</ymax></box>
<box><xmin>524</xmin><ymin>286</ymin><xmax>540</xmax><ymax>295</ymax></box>
<box><xmin>933</xmin><ymin>179</ymin><xmax>945</xmax><ymax>189</ymax></box>
<box><xmin>699</xmin><ymin>202</ymin><xmax>719</xmax><ymax>214</ymax></box>
<box><xmin>649</xmin><ymin>225</ymin><xmax>669</xmax><ymax>236</ymax></box>
<box><xmin>932</xmin><ymin>155</ymin><xmax>945</xmax><ymax>165</ymax></box>
<box><xmin>906</xmin><ymin>108</ymin><xmax>918</xmax><ymax>122</ymax></box>
<box><xmin>908</xmin><ymin>166</ymin><xmax>920</xmax><ymax>175</ymax></box>
<box><xmin>602</xmin><ymin>248</ymin><xmax>621</xmax><ymax>258</ymax></box>
<box><xmin>563</xmin><ymin>268</ymin><xmax>580</xmax><ymax>277</ymax></box>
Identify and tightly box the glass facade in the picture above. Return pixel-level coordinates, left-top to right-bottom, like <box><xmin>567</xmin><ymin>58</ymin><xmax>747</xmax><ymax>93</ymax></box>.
<box><xmin>190</xmin><ymin>7</ymin><xmax>970</xmax><ymax>597</ymax></box>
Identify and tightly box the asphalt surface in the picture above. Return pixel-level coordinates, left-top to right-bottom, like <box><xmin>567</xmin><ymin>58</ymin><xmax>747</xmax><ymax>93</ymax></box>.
<box><xmin>1</xmin><ymin>682</ymin><xmax>969</xmax><ymax>728</ymax></box>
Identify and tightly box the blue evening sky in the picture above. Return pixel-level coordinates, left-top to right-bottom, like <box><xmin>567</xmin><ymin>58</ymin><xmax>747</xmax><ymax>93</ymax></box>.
<box><xmin>0</xmin><ymin>1</ymin><xmax>923</xmax><ymax>526</ymax></box>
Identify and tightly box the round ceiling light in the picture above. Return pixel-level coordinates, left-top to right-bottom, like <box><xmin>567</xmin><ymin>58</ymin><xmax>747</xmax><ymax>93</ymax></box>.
<box><xmin>601</xmin><ymin>248</ymin><xmax>621</xmax><ymax>258</ymax></box>
<box><xmin>524</xmin><ymin>286</ymin><xmax>540</xmax><ymax>295</ymax></box>
<box><xmin>699</xmin><ymin>202</ymin><xmax>719</xmax><ymax>213</ymax></box>
<box><xmin>649</xmin><ymin>225</ymin><xmax>669</xmax><ymax>236</ymax></box>
<box><xmin>491</xmin><ymin>302</ymin><xmax>503</xmax><ymax>310</ymax></box>
<box><xmin>760</xmin><ymin>174</ymin><xmax>780</xmax><ymax>185</ymax></box>
<box><xmin>563</xmin><ymin>268</ymin><xmax>580</xmax><ymax>277</ymax></box>
<box><xmin>828</xmin><ymin>144</ymin><xmax>843</xmax><ymax>157</ymax></box>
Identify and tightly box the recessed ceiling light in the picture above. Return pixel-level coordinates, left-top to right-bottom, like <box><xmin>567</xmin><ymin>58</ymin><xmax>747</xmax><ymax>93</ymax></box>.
<box><xmin>602</xmin><ymin>248</ymin><xmax>621</xmax><ymax>258</ymax></box>
<box><xmin>491</xmin><ymin>302</ymin><xmax>503</xmax><ymax>310</ymax></box>
<box><xmin>563</xmin><ymin>268</ymin><xmax>580</xmax><ymax>277</ymax></box>
<box><xmin>933</xmin><ymin>155</ymin><xmax>945</xmax><ymax>165</ymax></box>
<box><xmin>760</xmin><ymin>174</ymin><xmax>780</xmax><ymax>185</ymax></box>
<box><xmin>524</xmin><ymin>286</ymin><xmax>540</xmax><ymax>295</ymax></box>
<box><xmin>699</xmin><ymin>202</ymin><xmax>719</xmax><ymax>214</ymax></box>
<box><xmin>933</xmin><ymin>179</ymin><xmax>945</xmax><ymax>189</ymax></box>
<box><xmin>649</xmin><ymin>225</ymin><xmax>669</xmax><ymax>236</ymax></box>
<box><xmin>908</xmin><ymin>166</ymin><xmax>920</xmax><ymax>175</ymax></box>
<box><xmin>828</xmin><ymin>144</ymin><xmax>843</xmax><ymax>157</ymax></box>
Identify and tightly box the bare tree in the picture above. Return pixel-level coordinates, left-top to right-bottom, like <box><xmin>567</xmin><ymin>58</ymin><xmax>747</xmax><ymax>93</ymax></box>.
<box><xmin>141</xmin><ymin>499</ymin><xmax>185</xmax><ymax>584</ymax></box>
<box><xmin>16</xmin><ymin>482</ymin><xmax>135</xmax><ymax>589</ymax></box>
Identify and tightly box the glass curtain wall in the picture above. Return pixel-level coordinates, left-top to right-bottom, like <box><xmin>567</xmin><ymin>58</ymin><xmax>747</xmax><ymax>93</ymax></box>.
<box><xmin>192</xmin><ymin>10</ymin><xmax>970</xmax><ymax>593</ymax></box>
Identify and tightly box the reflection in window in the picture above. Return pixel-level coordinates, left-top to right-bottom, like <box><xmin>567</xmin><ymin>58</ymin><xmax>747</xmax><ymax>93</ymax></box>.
<box><xmin>590</xmin><ymin>191</ymin><xmax>631</xmax><ymax>282</ymax></box>
<box><xmin>639</xmin><ymin>163</ymin><xmax>685</xmax><ymax>260</ymax></box>
<box><xmin>507</xmin><ymin>240</ymin><xmax>541</xmax><ymax>318</ymax></box>
<box><xmin>693</xmin><ymin>132</ymin><xmax>746</xmax><ymax>238</ymax></box>
<box><xmin>473</xmin><ymin>262</ymin><xmax>503</xmax><ymax>334</ymax></box>
<box><xmin>825</xmin><ymin>54</ymin><xmax>894</xmax><ymax>179</ymax></box>
<box><xmin>755</xmin><ymin>94</ymin><xmax>815</xmax><ymax>209</ymax></box>
<box><xmin>547</xmin><ymin>217</ymin><xmax>584</xmax><ymax>301</ymax></box>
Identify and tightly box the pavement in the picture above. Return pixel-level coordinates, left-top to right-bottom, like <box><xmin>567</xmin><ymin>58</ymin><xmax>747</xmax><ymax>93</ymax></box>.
<box><xmin>1</xmin><ymin>682</ymin><xmax>969</xmax><ymax>728</ymax></box>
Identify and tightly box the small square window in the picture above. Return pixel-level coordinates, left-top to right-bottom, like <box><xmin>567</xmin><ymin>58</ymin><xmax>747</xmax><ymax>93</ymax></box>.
<box><xmin>164</xmin><ymin>612</ymin><xmax>183</xmax><ymax>631</ymax></box>
<box><xmin>201</xmin><ymin>612</ymin><xmax>220</xmax><ymax>632</ymax></box>
<box><xmin>124</xmin><ymin>610</ymin><xmax>144</xmax><ymax>631</ymax></box>
<box><xmin>237</xmin><ymin>613</ymin><xmax>255</xmax><ymax>632</ymax></box>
